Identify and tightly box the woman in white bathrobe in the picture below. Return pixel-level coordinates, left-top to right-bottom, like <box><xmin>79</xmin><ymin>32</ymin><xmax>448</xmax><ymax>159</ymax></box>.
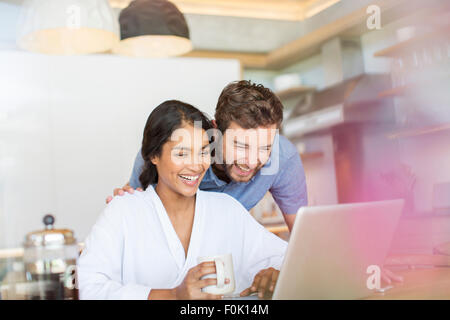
<box><xmin>77</xmin><ymin>100</ymin><xmax>287</xmax><ymax>300</ymax></box>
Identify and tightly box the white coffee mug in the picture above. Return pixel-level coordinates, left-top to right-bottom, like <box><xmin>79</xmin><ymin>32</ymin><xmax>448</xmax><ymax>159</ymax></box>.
<box><xmin>197</xmin><ymin>253</ymin><xmax>235</xmax><ymax>295</ymax></box>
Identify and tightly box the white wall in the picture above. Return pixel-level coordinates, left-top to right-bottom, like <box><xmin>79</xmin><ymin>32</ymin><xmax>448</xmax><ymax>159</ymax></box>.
<box><xmin>0</xmin><ymin>1</ymin><xmax>20</xmax><ymax>48</ymax></box>
<box><xmin>0</xmin><ymin>50</ymin><xmax>240</xmax><ymax>248</ymax></box>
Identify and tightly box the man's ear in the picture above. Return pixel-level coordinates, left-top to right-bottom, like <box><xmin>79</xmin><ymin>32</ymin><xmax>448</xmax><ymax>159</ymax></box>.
<box><xmin>211</xmin><ymin>119</ymin><xmax>218</xmax><ymax>128</ymax></box>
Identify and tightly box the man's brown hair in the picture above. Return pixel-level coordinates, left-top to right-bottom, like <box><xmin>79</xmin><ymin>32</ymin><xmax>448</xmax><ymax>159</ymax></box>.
<box><xmin>215</xmin><ymin>80</ymin><xmax>283</xmax><ymax>132</ymax></box>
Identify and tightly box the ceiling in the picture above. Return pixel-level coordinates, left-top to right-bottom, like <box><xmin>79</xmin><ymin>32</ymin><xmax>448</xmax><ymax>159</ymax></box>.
<box><xmin>1</xmin><ymin>0</ymin><xmax>421</xmax><ymax>69</ymax></box>
<box><xmin>110</xmin><ymin>0</ymin><xmax>341</xmax><ymax>21</ymax></box>
<box><xmin>183</xmin><ymin>14</ymin><xmax>304</xmax><ymax>53</ymax></box>
<box><xmin>2</xmin><ymin>0</ymin><xmax>340</xmax><ymax>54</ymax></box>
<box><xmin>109</xmin><ymin>0</ymin><xmax>342</xmax><ymax>53</ymax></box>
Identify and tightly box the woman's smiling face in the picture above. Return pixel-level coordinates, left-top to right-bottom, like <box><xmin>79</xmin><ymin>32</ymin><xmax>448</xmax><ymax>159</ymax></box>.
<box><xmin>151</xmin><ymin>122</ymin><xmax>211</xmax><ymax>198</ymax></box>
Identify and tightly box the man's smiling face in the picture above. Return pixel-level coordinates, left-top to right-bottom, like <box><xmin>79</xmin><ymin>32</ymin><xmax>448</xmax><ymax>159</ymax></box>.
<box><xmin>220</xmin><ymin>121</ymin><xmax>278</xmax><ymax>183</ymax></box>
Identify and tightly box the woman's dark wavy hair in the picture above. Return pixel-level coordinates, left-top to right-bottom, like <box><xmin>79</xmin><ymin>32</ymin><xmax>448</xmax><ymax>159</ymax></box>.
<box><xmin>139</xmin><ymin>100</ymin><xmax>213</xmax><ymax>190</ymax></box>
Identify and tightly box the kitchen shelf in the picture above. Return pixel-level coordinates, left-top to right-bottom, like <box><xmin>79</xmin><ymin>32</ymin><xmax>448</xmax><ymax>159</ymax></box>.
<box><xmin>264</xmin><ymin>224</ymin><xmax>289</xmax><ymax>235</ymax></box>
<box><xmin>300</xmin><ymin>151</ymin><xmax>324</xmax><ymax>160</ymax></box>
<box><xmin>378</xmin><ymin>73</ymin><xmax>450</xmax><ymax>98</ymax></box>
<box><xmin>275</xmin><ymin>86</ymin><xmax>315</xmax><ymax>100</ymax></box>
<box><xmin>378</xmin><ymin>86</ymin><xmax>409</xmax><ymax>98</ymax></box>
<box><xmin>0</xmin><ymin>244</ymin><xmax>85</xmax><ymax>259</ymax></box>
<box><xmin>0</xmin><ymin>248</ymin><xmax>23</xmax><ymax>259</ymax></box>
<box><xmin>387</xmin><ymin>123</ymin><xmax>450</xmax><ymax>139</ymax></box>
<box><xmin>374</xmin><ymin>25</ymin><xmax>450</xmax><ymax>58</ymax></box>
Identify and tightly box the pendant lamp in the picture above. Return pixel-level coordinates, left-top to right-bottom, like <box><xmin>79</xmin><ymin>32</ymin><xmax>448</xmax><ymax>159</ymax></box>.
<box><xmin>17</xmin><ymin>0</ymin><xmax>119</xmax><ymax>55</ymax></box>
<box><xmin>112</xmin><ymin>0</ymin><xmax>193</xmax><ymax>58</ymax></box>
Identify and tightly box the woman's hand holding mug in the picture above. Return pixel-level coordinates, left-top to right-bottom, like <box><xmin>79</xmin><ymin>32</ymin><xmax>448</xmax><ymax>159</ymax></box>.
<box><xmin>174</xmin><ymin>261</ymin><xmax>229</xmax><ymax>300</ymax></box>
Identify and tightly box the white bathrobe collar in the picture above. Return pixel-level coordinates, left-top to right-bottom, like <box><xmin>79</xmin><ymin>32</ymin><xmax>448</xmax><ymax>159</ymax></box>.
<box><xmin>144</xmin><ymin>186</ymin><xmax>205</xmax><ymax>281</ymax></box>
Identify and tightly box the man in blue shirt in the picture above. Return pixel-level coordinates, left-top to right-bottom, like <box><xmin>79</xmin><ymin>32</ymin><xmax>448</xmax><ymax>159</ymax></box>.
<box><xmin>108</xmin><ymin>80</ymin><xmax>307</xmax><ymax>231</ymax></box>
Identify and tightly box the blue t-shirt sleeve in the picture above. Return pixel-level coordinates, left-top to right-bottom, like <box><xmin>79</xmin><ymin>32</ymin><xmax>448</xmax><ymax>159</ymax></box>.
<box><xmin>129</xmin><ymin>150</ymin><xmax>144</xmax><ymax>189</ymax></box>
<box><xmin>270</xmin><ymin>152</ymin><xmax>308</xmax><ymax>214</ymax></box>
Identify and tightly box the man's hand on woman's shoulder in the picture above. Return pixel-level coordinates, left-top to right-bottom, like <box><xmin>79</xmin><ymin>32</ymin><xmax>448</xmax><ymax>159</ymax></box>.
<box><xmin>105</xmin><ymin>182</ymin><xmax>143</xmax><ymax>204</ymax></box>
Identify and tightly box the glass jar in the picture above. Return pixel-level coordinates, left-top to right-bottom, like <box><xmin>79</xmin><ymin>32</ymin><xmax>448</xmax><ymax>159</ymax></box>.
<box><xmin>20</xmin><ymin>214</ymin><xmax>79</xmax><ymax>300</ymax></box>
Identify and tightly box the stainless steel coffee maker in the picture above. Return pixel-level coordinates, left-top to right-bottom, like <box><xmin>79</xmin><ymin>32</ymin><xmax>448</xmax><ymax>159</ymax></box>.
<box><xmin>21</xmin><ymin>214</ymin><xmax>79</xmax><ymax>300</ymax></box>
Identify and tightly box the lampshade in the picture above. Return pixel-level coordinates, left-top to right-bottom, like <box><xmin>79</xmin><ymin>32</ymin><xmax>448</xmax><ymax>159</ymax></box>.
<box><xmin>17</xmin><ymin>0</ymin><xmax>120</xmax><ymax>55</ymax></box>
<box><xmin>112</xmin><ymin>0</ymin><xmax>193</xmax><ymax>58</ymax></box>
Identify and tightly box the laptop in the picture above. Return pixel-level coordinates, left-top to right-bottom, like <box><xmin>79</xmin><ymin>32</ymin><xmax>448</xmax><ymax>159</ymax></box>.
<box><xmin>271</xmin><ymin>199</ymin><xmax>404</xmax><ymax>300</ymax></box>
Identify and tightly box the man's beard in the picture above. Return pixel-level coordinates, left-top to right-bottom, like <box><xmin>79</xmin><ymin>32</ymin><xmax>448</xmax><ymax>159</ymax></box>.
<box><xmin>223</xmin><ymin>161</ymin><xmax>264</xmax><ymax>182</ymax></box>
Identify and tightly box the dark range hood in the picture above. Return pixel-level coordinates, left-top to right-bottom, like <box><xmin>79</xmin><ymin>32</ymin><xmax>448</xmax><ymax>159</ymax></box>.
<box><xmin>283</xmin><ymin>74</ymin><xmax>396</xmax><ymax>138</ymax></box>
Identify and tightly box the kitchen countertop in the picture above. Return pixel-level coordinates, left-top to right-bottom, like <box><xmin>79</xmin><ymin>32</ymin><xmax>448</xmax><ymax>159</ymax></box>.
<box><xmin>365</xmin><ymin>267</ymin><xmax>450</xmax><ymax>300</ymax></box>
